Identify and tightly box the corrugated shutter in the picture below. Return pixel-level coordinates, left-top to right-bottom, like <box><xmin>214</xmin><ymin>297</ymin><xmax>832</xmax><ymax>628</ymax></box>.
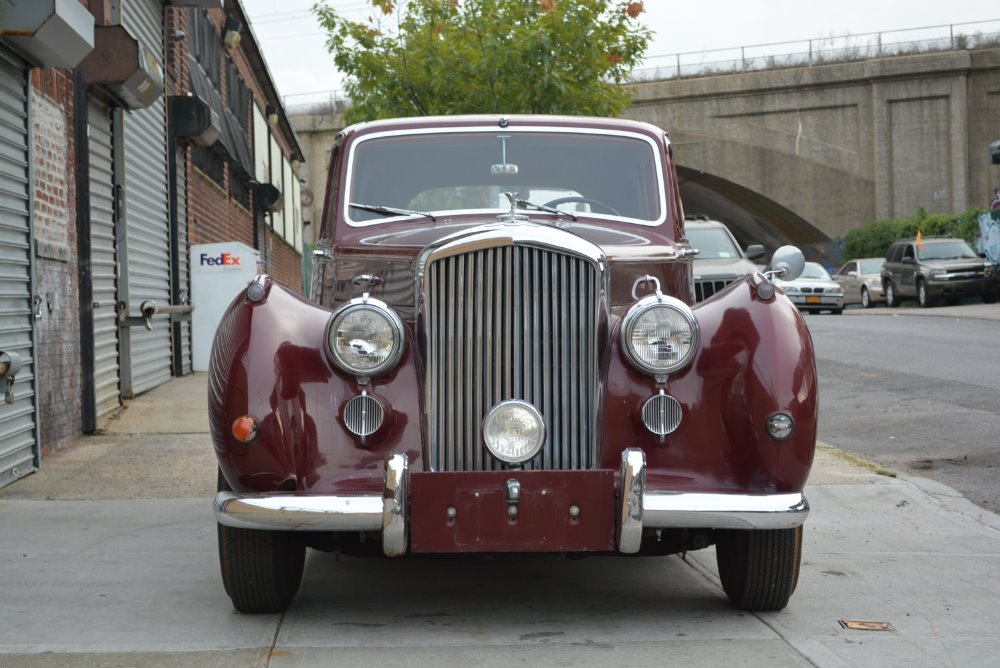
<box><xmin>119</xmin><ymin>0</ymin><xmax>172</xmax><ymax>396</ymax></box>
<box><xmin>0</xmin><ymin>47</ymin><xmax>38</xmax><ymax>487</ymax></box>
<box><xmin>88</xmin><ymin>97</ymin><xmax>121</xmax><ymax>423</ymax></box>
<box><xmin>176</xmin><ymin>146</ymin><xmax>191</xmax><ymax>374</ymax></box>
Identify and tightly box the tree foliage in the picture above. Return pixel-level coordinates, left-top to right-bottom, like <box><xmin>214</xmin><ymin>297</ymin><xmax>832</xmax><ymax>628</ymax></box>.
<box><xmin>843</xmin><ymin>206</ymin><xmax>987</xmax><ymax>260</ymax></box>
<box><xmin>312</xmin><ymin>0</ymin><xmax>652</xmax><ymax>124</ymax></box>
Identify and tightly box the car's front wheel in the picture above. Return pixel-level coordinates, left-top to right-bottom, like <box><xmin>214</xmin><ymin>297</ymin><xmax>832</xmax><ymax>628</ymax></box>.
<box><xmin>884</xmin><ymin>281</ymin><xmax>900</xmax><ymax>307</ymax></box>
<box><xmin>917</xmin><ymin>279</ymin><xmax>932</xmax><ymax>308</ymax></box>
<box><xmin>715</xmin><ymin>526</ymin><xmax>802</xmax><ymax>611</ymax></box>
<box><xmin>217</xmin><ymin>471</ymin><xmax>305</xmax><ymax>613</ymax></box>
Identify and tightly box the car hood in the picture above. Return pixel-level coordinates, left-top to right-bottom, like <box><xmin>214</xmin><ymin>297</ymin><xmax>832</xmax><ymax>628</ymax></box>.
<box><xmin>692</xmin><ymin>257</ymin><xmax>758</xmax><ymax>280</ymax></box>
<box><xmin>777</xmin><ymin>278</ymin><xmax>840</xmax><ymax>290</ymax></box>
<box><xmin>332</xmin><ymin>217</ymin><xmax>681</xmax><ymax>261</ymax></box>
<box><xmin>921</xmin><ymin>258</ymin><xmax>987</xmax><ymax>271</ymax></box>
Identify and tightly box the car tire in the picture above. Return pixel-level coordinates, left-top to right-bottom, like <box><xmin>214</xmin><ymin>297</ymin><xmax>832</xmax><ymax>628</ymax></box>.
<box><xmin>917</xmin><ymin>280</ymin><xmax>932</xmax><ymax>308</ymax></box>
<box><xmin>861</xmin><ymin>287</ymin><xmax>874</xmax><ymax>309</ymax></box>
<box><xmin>217</xmin><ymin>470</ymin><xmax>306</xmax><ymax>614</ymax></box>
<box><xmin>716</xmin><ymin>526</ymin><xmax>802</xmax><ymax>612</ymax></box>
<box><xmin>884</xmin><ymin>281</ymin><xmax>900</xmax><ymax>308</ymax></box>
<box><xmin>831</xmin><ymin>308</ymin><xmax>843</xmax><ymax>315</ymax></box>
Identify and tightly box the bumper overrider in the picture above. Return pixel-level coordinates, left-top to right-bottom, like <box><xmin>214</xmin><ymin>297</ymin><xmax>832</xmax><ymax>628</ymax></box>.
<box><xmin>214</xmin><ymin>450</ymin><xmax>809</xmax><ymax>556</ymax></box>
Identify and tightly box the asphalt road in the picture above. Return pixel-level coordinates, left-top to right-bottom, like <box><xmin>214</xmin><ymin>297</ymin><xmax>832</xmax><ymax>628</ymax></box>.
<box><xmin>805</xmin><ymin>305</ymin><xmax>1000</xmax><ymax>513</ymax></box>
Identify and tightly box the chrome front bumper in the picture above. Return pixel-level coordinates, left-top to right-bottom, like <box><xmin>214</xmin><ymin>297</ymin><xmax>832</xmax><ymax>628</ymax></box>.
<box><xmin>215</xmin><ymin>449</ymin><xmax>809</xmax><ymax>557</ymax></box>
<box><xmin>214</xmin><ymin>453</ymin><xmax>409</xmax><ymax>557</ymax></box>
<box><xmin>617</xmin><ymin>448</ymin><xmax>809</xmax><ymax>554</ymax></box>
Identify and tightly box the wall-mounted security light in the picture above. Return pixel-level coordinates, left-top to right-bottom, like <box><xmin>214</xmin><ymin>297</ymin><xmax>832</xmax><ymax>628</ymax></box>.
<box><xmin>265</xmin><ymin>104</ymin><xmax>279</xmax><ymax>128</ymax></box>
<box><xmin>291</xmin><ymin>152</ymin><xmax>302</xmax><ymax>172</ymax></box>
<box><xmin>223</xmin><ymin>16</ymin><xmax>242</xmax><ymax>50</ymax></box>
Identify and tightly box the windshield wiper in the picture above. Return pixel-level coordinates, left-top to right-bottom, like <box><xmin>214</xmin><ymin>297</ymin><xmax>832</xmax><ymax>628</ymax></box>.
<box><xmin>515</xmin><ymin>198</ymin><xmax>578</xmax><ymax>221</ymax></box>
<box><xmin>350</xmin><ymin>202</ymin><xmax>436</xmax><ymax>222</ymax></box>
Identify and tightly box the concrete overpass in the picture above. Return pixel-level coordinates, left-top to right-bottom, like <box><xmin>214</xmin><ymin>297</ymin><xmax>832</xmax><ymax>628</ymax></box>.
<box><xmin>291</xmin><ymin>47</ymin><xmax>1000</xmax><ymax>252</ymax></box>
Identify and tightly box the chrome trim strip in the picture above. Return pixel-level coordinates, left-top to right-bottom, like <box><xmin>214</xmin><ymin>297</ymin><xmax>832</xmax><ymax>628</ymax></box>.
<box><xmin>213</xmin><ymin>454</ymin><xmax>411</xmax><ymax>551</ymax></box>
<box><xmin>214</xmin><ymin>493</ymin><xmax>383</xmax><ymax>531</ymax></box>
<box><xmin>382</xmin><ymin>453</ymin><xmax>408</xmax><ymax>557</ymax></box>
<box><xmin>643</xmin><ymin>492</ymin><xmax>810</xmax><ymax>530</ymax></box>
<box><xmin>343</xmin><ymin>125</ymin><xmax>668</xmax><ymax>227</ymax></box>
<box><xmin>618</xmin><ymin>448</ymin><xmax>646</xmax><ymax>554</ymax></box>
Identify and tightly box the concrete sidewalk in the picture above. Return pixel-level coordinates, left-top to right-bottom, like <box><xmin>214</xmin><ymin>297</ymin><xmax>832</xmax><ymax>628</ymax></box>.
<box><xmin>2</xmin><ymin>373</ymin><xmax>1000</xmax><ymax>667</ymax></box>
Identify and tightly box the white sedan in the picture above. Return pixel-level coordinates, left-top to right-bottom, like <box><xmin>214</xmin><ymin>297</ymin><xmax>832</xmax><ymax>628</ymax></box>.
<box><xmin>777</xmin><ymin>262</ymin><xmax>845</xmax><ymax>314</ymax></box>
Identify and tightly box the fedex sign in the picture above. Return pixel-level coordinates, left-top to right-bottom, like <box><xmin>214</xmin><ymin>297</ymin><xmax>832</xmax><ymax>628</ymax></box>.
<box><xmin>200</xmin><ymin>252</ymin><xmax>241</xmax><ymax>267</ymax></box>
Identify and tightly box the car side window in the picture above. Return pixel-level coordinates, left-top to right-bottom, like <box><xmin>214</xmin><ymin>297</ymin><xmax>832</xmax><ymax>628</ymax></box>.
<box><xmin>903</xmin><ymin>244</ymin><xmax>915</xmax><ymax>261</ymax></box>
<box><xmin>839</xmin><ymin>262</ymin><xmax>856</xmax><ymax>276</ymax></box>
<box><xmin>886</xmin><ymin>245</ymin><xmax>901</xmax><ymax>263</ymax></box>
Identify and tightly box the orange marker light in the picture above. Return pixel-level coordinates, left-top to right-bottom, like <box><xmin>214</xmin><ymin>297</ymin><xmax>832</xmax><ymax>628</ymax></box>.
<box><xmin>232</xmin><ymin>415</ymin><xmax>259</xmax><ymax>443</ymax></box>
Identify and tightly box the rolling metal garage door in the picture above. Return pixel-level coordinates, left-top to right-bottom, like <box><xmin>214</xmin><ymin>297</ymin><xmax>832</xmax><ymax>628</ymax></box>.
<box><xmin>0</xmin><ymin>47</ymin><xmax>39</xmax><ymax>488</ymax></box>
<box><xmin>118</xmin><ymin>0</ymin><xmax>171</xmax><ymax>397</ymax></box>
<box><xmin>175</xmin><ymin>146</ymin><xmax>191</xmax><ymax>374</ymax></box>
<box><xmin>88</xmin><ymin>98</ymin><xmax>121</xmax><ymax>422</ymax></box>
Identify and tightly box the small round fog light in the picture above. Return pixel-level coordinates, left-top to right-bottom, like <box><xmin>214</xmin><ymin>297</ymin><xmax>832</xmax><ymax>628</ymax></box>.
<box><xmin>756</xmin><ymin>281</ymin><xmax>776</xmax><ymax>301</ymax></box>
<box><xmin>766</xmin><ymin>412</ymin><xmax>794</xmax><ymax>440</ymax></box>
<box><xmin>482</xmin><ymin>400</ymin><xmax>546</xmax><ymax>465</ymax></box>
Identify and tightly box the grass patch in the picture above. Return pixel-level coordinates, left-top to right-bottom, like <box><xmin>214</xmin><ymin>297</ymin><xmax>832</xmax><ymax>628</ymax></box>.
<box><xmin>822</xmin><ymin>446</ymin><xmax>898</xmax><ymax>478</ymax></box>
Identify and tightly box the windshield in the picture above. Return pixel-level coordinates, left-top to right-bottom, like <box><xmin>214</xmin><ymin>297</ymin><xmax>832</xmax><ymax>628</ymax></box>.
<box><xmin>920</xmin><ymin>240</ymin><xmax>978</xmax><ymax>260</ymax></box>
<box><xmin>346</xmin><ymin>130</ymin><xmax>663</xmax><ymax>225</ymax></box>
<box><xmin>685</xmin><ymin>227</ymin><xmax>741</xmax><ymax>260</ymax></box>
<box><xmin>859</xmin><ymin>258</ymin><xmax>884</xmax><ymax>273</ymax></box>
<box><xmin>799</xmin><ymin>262</ymin><xmax>832</xmax><ymax>280</ymax></box>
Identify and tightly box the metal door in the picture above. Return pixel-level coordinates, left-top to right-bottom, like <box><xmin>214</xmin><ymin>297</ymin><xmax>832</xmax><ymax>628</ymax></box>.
<box><xmin>117</xmin><ymin>0</ymin><xmax>171</xmax><ymax>396</ymax></box>
<box><xmin>174</xmin><ymin>145</ymin><xmax>191</xmax><ymax>374</ymax></box>
<box><xmin>88</xmin><ymin>97</ymin><xmax>121</xmax><ymax>423</ymax></box>
<box><xmin>0</xmin><ymin>47</ymin><xmax>39</xmax><ymax>487</ymax></box>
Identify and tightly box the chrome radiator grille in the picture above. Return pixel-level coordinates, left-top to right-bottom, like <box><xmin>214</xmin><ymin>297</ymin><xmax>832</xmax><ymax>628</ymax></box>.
<box><xmin>694</xmin><ymin>278</ymin><xmax>734</xmax><ymax>302</ymax></box>
<box><xmin>425</xmin><ymin>245</ymin><xmax>600</xmax><ymax>471</ymax></box>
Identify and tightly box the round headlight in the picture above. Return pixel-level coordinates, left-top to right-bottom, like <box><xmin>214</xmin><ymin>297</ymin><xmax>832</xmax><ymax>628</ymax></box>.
<box><xmin>621</xmin><ymin>294</ymin><xmax>699</xmax><ymax>377</ymax></box>
<box><xmin>482</xmin><ymin>400</ymin><xmax>546</xmax><ymax>465</ymax></box>
<box><xmin>326</xmin><ymin>298</ymin><xmax>404</xmax><ymax>377</ymax></box>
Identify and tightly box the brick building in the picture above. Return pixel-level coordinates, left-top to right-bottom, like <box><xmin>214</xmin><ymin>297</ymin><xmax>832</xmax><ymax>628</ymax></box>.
<box><xmin>0</xmin><ymin>0</ymin><xmax>305</xmax><ymax>488</ymax></box>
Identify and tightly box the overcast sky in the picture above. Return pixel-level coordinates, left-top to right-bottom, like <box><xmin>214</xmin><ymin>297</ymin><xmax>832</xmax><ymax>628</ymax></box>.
<box><xmin>241</xmin><ymin>0</ymin><xmax>1000</xmax><ymax>109</ymax></box>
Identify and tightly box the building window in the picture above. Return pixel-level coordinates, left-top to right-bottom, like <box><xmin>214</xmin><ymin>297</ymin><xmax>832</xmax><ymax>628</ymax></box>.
<box><xmin>193</xmin><ymin>146</ymin><xmax>225</xmax><ymax>187</ymax></box>
<box><xmin>226</xmin><ymin>58</ymin><xmax>250</xmax><ymax>135</ymax></box>
<box><xmin>229</xmin><ymin>170</ymin><xmax>250</xmax><ymax>209</ymax></box>
<box><xmin>189</xmin><ymin>9</ymin><xmax>221</xmax><ymax>88</ymax></box>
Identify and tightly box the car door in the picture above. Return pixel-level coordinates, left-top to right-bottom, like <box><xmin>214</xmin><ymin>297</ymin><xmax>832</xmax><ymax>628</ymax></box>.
<box><xmin>835</xmin><ymin>261</ymin><xmax>859</xmax><ymax>303</ymax></box>
<box><xmin>899</xmin><ymin>243</ymin><xmax>918</xmax><ymax>295</ymax></box>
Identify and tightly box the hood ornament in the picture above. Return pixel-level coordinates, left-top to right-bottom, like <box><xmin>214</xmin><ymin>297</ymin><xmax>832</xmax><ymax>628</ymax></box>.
<box><xmin>497</xmin><ymin>191</ymin><xmax>529</xmax><ymax>223</ymax></box>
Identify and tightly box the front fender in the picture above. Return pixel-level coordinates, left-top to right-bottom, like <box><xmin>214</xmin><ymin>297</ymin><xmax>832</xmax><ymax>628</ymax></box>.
<box><xmin>601</xmin><ymin>275</ymin><xmax>817</xmax><ymax>493</ymax></box>
<box><xmin>208</xmin><ymin>277</ymin><xmax>423</xmax><ymax>495</ymax></box>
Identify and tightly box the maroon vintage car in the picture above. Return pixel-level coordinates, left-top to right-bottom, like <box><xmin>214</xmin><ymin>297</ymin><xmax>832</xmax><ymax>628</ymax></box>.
<box><xmin>209</xmin><ymin>115</ymin><xmax>815</xmax><ymax>614</ymax></box>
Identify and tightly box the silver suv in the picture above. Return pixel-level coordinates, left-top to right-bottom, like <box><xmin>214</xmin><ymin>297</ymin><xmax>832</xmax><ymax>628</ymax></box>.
<box><xmin>881</xmin><ymin>236</ymin><xmax>1000</xmax><ymax>307</ymax></box>
<box><xmin>685</xmin><ymin>216</ymin><xmax>765</xmax><ymax>302</ymax></box>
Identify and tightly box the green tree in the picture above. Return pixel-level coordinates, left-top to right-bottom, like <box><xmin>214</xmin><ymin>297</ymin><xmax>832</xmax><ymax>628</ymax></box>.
<box><xmin>312</xmin><ymin>0</ymin><xmax>652</xmax><ymax>124</ymax></box>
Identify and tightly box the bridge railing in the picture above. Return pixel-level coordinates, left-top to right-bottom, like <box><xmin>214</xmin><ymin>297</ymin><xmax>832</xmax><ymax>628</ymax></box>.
<box><xmin>630</xmin><ymin>18</ymin><xmax>1000</xmax><ymax>82</ymax></box>
<box><xmin>284</xmin><ymin>19</ymin><xmax>1000</xmax><ymax>113</ymax></box>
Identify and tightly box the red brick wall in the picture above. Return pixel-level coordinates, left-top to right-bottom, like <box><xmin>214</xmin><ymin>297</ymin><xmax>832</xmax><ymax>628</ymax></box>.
<box><xmin>166</xmin><ymin>7</ymin><xmax>303</xmax><ymax>293</ymax></box>
<box><xmin>29</xmin><ymin>70</ymin><xmax>82</xmax><ymax>454</ymax></box>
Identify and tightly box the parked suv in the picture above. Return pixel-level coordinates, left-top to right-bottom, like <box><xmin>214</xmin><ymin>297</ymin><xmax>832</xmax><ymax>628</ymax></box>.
<box><xmin>685</xmin><ymin>216</ymin><xmax>766</xmax><ymax>302</ymax></box>
<box><xmin>881</xmin><ymin>237</ymin><xmax>999</xmax><ymax>308</ymax></box>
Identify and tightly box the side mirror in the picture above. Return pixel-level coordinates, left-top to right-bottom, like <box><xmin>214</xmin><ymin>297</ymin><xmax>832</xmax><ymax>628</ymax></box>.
<box><xmin>744</xmin><ymin>244</ymin><xmax>766</xmax><ymax>261</ymax></box>
<box><xmin>902</xmin><ymin>257</ymin><xmax>915</xmax><ymax>265</ymax></box>
<box><xmin>766</xmin><ymin>245</ymin><xmax>805</xmax><ymax>281</ymax></box>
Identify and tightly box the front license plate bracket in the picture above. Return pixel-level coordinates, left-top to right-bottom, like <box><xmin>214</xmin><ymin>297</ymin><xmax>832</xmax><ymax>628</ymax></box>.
<box><xmin>409</xmin><ymin>470</ymin><xmax>617</xmax><ymax>553</ymax></box>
